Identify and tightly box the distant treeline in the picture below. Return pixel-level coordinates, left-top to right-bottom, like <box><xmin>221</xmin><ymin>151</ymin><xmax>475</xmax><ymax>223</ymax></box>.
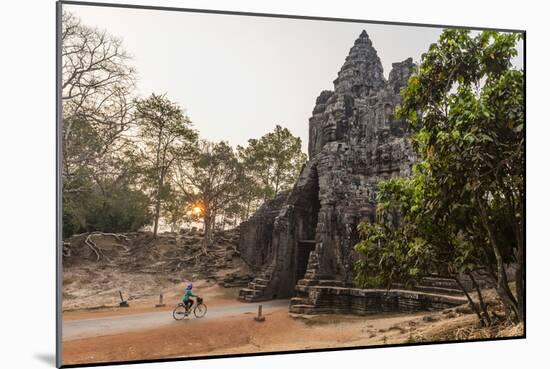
<box><xmin>61</xmin><ymin>11</ymin><xmax>307</xmax><ymax>251</ymax></box>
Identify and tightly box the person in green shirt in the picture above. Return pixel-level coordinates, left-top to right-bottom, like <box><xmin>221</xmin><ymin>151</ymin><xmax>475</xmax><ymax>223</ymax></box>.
<box><xmin>182</xmin><ymin>283</ymin><xmax>198</xmax><ymax>314</ymax></box>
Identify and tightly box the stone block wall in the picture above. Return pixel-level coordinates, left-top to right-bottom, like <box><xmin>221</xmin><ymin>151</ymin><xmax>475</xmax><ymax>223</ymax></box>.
<box><xmin>290</xmin><ymin>281</ymin><xmax>467</xmax><ymax>315</ymax></box>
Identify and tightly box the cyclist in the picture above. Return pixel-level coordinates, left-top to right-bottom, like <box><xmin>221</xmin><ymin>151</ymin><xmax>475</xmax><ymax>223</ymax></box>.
<box><xmin>182</xmin><ymin>283</ymin><xmax>198</xmax><ymax>315</ymax></box>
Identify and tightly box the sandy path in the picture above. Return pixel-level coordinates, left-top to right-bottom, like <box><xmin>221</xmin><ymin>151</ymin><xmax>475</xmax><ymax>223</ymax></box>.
<box><xmin>63</xmin><ymin>306</ymin><xmax>521</xmax><ymax>367</ymax></box>
<box><xmin>63</xmin><ymin>299</ymin><xmax>289</xmax><ymax>340</ymax></box>
<box><xmin>62</xmin><ymin>308</ymin><xmax>439</xmax><ymax>366</ymax></box>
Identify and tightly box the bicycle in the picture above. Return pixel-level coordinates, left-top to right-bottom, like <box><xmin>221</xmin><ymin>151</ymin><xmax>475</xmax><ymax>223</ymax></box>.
<box><xmin>173</xmin><ymin>296</ymin><xmax>207</xmax><ymax>320</ymax></box>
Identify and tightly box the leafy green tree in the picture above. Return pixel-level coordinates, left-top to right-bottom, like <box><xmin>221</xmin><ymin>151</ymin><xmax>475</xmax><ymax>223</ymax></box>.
<box><xmin>62</xmin><ymin>154</ymin><xmax>152</xmax><ymax>238</ymax></box>
<box><xmin>134</xmin><ymin>93</ymin><xmax>198</xmax><ymax>237</ymax></box>
<box><xmin>161</xmin><ymin>183</ymin><xmax>193</xmax><ymax>232</ymax></box>
<box><xmin>355</xmin><ymin>29</ymin><xmax>524</xmax><ymax>323</ymax></box>
<box><xmin>355</xmin><ymin>171</ymin><xmax>494</xmax><ymax>325</ymax></box>
<box><xmin>173</xmin><ymin>140</ymin><xmax>245</xmax><ymax>253</ymax></box>
<box><xmin>238</xmin><ymin>125</ymin><xmax>307</xmax><ymax>201</ymax></box>
<box><xmin>232</xmin><ymin>163</ymin><xmax>264</xmax><ymax>221</ymax></box>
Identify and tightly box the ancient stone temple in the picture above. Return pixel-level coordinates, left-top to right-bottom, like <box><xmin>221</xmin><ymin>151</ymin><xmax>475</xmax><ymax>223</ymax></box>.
<box><xmin>237</xmin><ymin>31</ymin><xmax>465</xmax><ymax>313</ymax></box>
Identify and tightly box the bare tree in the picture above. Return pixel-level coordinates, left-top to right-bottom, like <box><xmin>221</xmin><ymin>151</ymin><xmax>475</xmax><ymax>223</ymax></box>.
<box><xmin>61</xmin><ymin>11</ymin><xmax>136</xmax><ymax>187</ymax></box>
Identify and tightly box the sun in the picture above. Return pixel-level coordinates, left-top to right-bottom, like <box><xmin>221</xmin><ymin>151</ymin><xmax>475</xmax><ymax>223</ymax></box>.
<box><xmin>192</xmin><ymin>205</ymin><xmax>203</xmax><ymax>216</ymax></box>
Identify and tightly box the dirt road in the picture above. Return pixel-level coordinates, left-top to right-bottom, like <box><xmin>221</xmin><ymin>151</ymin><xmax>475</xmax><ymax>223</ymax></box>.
<box><xmin>63</xmin><ymin>299</ymin><xmax>290</xmax><ymax>340</ymax></box>
<box><xmin>61</xmin><ymin>306</ymin><xmax>467</xmax><ymax>366</ymax></box>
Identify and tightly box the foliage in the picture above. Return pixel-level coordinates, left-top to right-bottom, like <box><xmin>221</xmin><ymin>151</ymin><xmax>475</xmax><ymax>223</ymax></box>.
<box><xmin>354</xmin><ymin>29</ymin><xmax>524</xmax><ymax>322</ymax></box>
<box><xmin>134</xmin><ymin>93</ymin><xmax>198</xmax><ymax>237</ymax></box>
<box><xmin>61</xmin><ymin>11</ymin><xmax>153</xmax><ymax>237</ymax></box>
<box><xmin>173</xmin><ymin>140</ymin><xmax>245</xmax><ymax>251</ymax></box>
<box><xmin>63</xmin><ymin>179</ymin><xmax>152</xmax><ymax>238</ymax></box>
<box><xmin>161</xmin><ymin>183</ymin><xmax>193</xmax><ymax>232</ymax></box>
<box><xmin>238</xmin><ymin>125</ymin><xmax>307</xmax><ymax>201</ymax></box>
<box><xmin>61</xmin><ymin>13</ymin><xmax>307</xmax><ymax>244</ymax></box>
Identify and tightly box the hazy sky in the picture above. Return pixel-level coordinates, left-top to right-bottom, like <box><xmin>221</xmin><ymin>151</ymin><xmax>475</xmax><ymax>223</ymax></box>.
<box><xmin>65</xmin><ymin>4</ymin><xmax>524</xmax><ymax>153</ymax></box>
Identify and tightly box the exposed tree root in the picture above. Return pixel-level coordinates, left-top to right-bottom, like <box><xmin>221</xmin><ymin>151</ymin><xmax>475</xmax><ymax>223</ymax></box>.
<box><xmin>63</xmin><ymin>242</ymin><xmax>72</xmax><ymax>257</ymax></box>
<box><xmin>84</xmin><ymin>232</ymin><xmax>131</xmax><ymax>262</ymax></box>
<box><xmin>84</xmin><ymin>235</ymin><xmax>101</xmax><ymax>261</ymax></box>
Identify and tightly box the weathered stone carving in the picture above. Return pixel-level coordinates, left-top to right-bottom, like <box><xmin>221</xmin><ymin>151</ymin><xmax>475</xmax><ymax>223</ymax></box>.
<box><xmin>238</xmin><ymin>31</ymin><xmax>418</xmax><ymax>305</ymax></box>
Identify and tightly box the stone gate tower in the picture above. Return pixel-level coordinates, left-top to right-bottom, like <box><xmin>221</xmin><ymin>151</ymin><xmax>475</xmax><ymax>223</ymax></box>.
<box><xmin>238</xmin><ymin>30</ymin><xmax>417</xmax><ymax>304</ymax></box>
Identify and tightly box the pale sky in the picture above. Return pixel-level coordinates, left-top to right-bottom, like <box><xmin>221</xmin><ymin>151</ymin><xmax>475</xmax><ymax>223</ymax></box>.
<box><xmin>64</xmin><ymin>4</ymin><xmax>524</xmax><ymax>153</ymax></box>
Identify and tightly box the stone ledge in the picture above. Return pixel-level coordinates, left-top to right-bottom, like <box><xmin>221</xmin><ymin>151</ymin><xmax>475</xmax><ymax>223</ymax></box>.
<box><xmin>290</xmin><ymin>284</ymin><xmax>467</xmax><ymax>316</ymax></box>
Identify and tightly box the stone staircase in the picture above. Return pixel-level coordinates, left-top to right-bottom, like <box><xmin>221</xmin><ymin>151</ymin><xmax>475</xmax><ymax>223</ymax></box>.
<box><xmin>289</xmin><ymin>278</ymin><xmax>347</xmax><ymax>315</ymax></box>
<box><xmin>238</xmin><ymin>270</ymin><xmax>273</xmax><ymax>302</ymax></box>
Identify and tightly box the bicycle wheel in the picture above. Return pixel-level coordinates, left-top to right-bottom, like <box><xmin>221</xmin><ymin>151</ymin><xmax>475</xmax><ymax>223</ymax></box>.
<box><xmin>173</xmin><ymin>304</ymin><xmax>188</xmax><ymax>321</ymax></box>
<box><xmin>194</xmin><ymin>303</ymin><xmax>207</xmax><ymax>318</ymax></box>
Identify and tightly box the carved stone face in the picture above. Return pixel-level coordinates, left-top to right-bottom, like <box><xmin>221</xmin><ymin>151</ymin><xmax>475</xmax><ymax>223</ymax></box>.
<box><xmin>309</xmin><ymin>93</ymin><xmax>354</xmax><ymax>157</ymax></box>
<box><xmin>321</xmin><ymin>95</ymin><xmax>353</xmax><ymax>144</ymax></box>
<box><xmin>322</xmin><ymin>116</ymin><xmax>338</xmax><ymax>143</ymax></box>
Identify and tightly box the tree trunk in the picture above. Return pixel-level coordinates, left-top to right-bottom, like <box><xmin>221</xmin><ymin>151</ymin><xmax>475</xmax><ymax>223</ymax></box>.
<box><xmin>153</xmin><ymin>205</ymin><xmax>160</xmax><ymax>237</ymax></box>
<box><xmin>454</xmin><ymin>276</ymin><xmax>486</xmax><ymax>326</ymax></box>
<box><xmin>153</xmin><ymin>198</ymin><xmax>160</xmax><ymax>236</ymax></box>
<box><xmin>274</xmin><ymin>175</ymin><xmax>280</xmax><ymax>196</ymax></box>
<box><xmin>515</xmin><ymin>192</ymin><xmax>525</xmax><ymax>323</ymax></box>
<box><xmin>202</xmin><ymin>211</ymin><xmax>214</xmax><ymax>254</ymax></box>
<box><xmin>515</xmin><ymin>232</ymin><xmax>525</xmax><ymax>323</ymax></box>
<box><xmin>153</xmin><ymin>124</ymin><xmax>164</xmax><ymax>239</ymax></box>
<box><xmin>467</xmin><ymin>271</ymin><xmax>492</xmax><ymax>325</ymax></box>
<box><xmin>153</xmin><ymin>174</ymin><xmax>163</xmax><ymax>238</ymax></box>
<box><xmin>477</xmin><ymin>195</ymin><xmax>519</xmax><ymax>321</ymax></box>
<box><xmin>500</xmin><ymin>178</ymin><xmax>525</xmax><ymax>324</ymax></box>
